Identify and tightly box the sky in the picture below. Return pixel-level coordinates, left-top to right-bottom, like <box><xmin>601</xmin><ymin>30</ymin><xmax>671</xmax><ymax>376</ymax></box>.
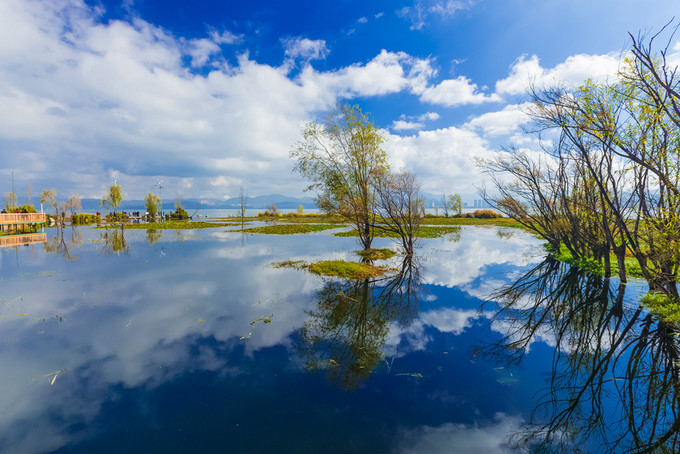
<box><xmin>1</xmin><ymin>0</ymin><xmax>679</xmax><ymax>204</ymax></box>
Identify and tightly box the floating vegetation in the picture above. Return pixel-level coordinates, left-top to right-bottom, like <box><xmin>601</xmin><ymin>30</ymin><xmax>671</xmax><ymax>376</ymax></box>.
<box><xmin>275</xmin><ymin>259</ymin><xmax>389</xmax><ymax>279</ymax></box>
<box><xmin>334</xmin><ymin>226</ymin><xmax>462</xmax><ymax>239</ymax></box>
<box><xmin>241</xmin><ymin>313</ymin><xmax>274</xmax><ymax>339</ymax></box>
<box><xmin>308</xmin><ymin>260</ymin><xmax>387</xmax><ymax>279</ymax></box>
<box><xmin>239</xmin><ymin>224</ymin><xmax>341</xmax><ymax>235</ymax></box>
<box><xmin>356</xmin><ymin>248</ymin><xmax>396</xmax><ymax>260</ymax></box>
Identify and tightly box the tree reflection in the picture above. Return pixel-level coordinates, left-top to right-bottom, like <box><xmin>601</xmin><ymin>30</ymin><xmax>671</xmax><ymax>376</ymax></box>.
<box><xmin>99</xmin><ymin>226</ymin><xmax>128</xmax><ymax>255</ymax></box>
<box><xmin>145</xmin><ymin>228</ymin><xmax>162</xmax><ymax>245</ymax></box>
<box><xmin>43</xmin><ymin>226</ymin><xmax>82</xmax><ymax>260</ymax></box>
<box><xmin>485</xmin><ymin>258</ymin><xmax>680</xmax><ymax>453</ymax></box>
<box><xmin>295</xmin><ymin>256</ymin><xmax>421</xmax><ymax>389</ymax></box>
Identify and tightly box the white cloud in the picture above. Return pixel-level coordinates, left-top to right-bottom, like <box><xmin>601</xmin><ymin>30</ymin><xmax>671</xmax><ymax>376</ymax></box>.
<box><xmin>393</xmin><ymin>120</ymin><xmax>424</xmax><ymax>131</ymax></box>
<box><xmin>398</xmin><ymin>0</ymin><xmax>476</xmax><ymax>30</ymax></box>
<box><xmin>419</xmin><ymin>76</ymin><xmax>502</xmax><ymax>107</ymax></box>
<box><xmin>396</xmin><ymin>413</ymin><xmax>526</xmax><ymax>454</ymax></box>
<box><xmin>357</xmin><ymin>16</ymin><xmax>368</xmax><ymax>24</ymax></box>
<box><xmin>210</xmin><ymin>29</ymin><xmax>241</xmax><ymax>45</ymax></box>
<box><xmin>282</xmin><ymin>37</ymin><xmax>329</xmax><ymax>61</ymax></box>
<box><xmin>465</xmin><ymin>103</ymin><xmax>533</xmax><ymax>136</ymax></box>
<box><xmin>495</xmin><ymin>53</ymin><xmax>621</xmax><ymax>96</ymax></box>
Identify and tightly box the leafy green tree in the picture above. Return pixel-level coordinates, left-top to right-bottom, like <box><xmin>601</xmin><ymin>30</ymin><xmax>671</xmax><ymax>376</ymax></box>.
<box><xmin>449</xmin><ymin>193</ymin><xmax>463</xmax><ymax>216</ymax></box>
<box><xmin>100</xmin><ymin>185</ymin><xmax>123</xmax><ymax>217</ymax></box>
<box><xmin>291</xmin><ymin>103</ymin><xmax>389</xmax><ymax>250</ymax></box>
<box><xmin>40</xmin><ymin>188</ymin><xmax>58</xmax><ymax>224</ymax></box>
<box><xmin>144</xmin><ymin>192</ymin><xmax>160</xmax><ymax>217</ymax></box>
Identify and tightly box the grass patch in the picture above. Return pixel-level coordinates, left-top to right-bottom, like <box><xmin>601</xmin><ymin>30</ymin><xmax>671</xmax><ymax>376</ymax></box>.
<box><xmin>334</xmin><ymin>226</ymin><xmax>461</xmax><ymax>239</ymax></box>
<box><xmin>239</xmin><ymin>224</ymin><xmax>341</xmax><ymax>235</ymax></box>
<box><xmin>641</xmin><ymin>292</ymin><xmax>680</xmax><ymax>324</ymax></box>
<box><xmin>274</xmin><ymin>259</ymin><xmax>387</xmax><ymax>279</ymax></box>
<box><xmin>546</xmin><ymin>243</ymin><xmax>645</xmax><ymax>278</ymax></box>
<box><xmin>357</xmin><ymin>248</ymin><xmax>396</xmax><ymax>260</ymax></box>
<box><xmin>421</xmin><ymin>217</ymin><xmax>526</xmax><ymax>229</ymax></box>
<box><xmin>112</xmin><ymin>221</ymin><xmax>239</xmax><ymax>230</ymax></box>
<box><xmin>308</xmin><ymin>260</ymin><xmax>387</xmax><ymax>279</ymax></box>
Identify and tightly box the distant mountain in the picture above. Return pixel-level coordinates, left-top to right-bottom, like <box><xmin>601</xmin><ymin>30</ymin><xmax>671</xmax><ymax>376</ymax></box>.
<box><xmin>77</xmin><ymin>194</ymin><xmax>318</xmax><ymax>212</ymax></box>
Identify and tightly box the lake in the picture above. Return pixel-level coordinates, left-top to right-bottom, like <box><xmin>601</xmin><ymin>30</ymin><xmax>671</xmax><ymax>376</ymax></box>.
<box><xmin>0</xmin><ymin>224</ymin><xmax>676</xmax><ymax>453</ymax></box>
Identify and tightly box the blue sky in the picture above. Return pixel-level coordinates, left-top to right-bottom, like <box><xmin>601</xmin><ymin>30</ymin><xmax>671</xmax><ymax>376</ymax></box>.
<box><xmin>1</xmin><ymin>0</ymin><xmax>679</xmax><ymax>203</ymax></box>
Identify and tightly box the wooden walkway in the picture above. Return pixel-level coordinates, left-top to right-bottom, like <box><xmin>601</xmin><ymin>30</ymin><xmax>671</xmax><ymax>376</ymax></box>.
<box><xmin>0</xmin><ymin>213</ymin><xmax>47</xmax><ymax>233</ymax></box>
<box><xmin>0</xmin><ymin>232</ymin><xmax>47</xmax><ymax>248</ymax></box>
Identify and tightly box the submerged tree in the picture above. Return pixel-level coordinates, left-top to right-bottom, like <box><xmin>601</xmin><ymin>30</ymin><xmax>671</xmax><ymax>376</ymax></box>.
<box><xmin>291</xmin><ymin>103</ymin><xmax>389</xmax><ymax>250</ymax></box>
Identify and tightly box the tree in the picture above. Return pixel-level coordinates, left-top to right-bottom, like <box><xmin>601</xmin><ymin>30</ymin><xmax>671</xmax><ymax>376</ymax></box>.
<box><xmin>100</xmin><ymin>184</ymin><xmax>123</xmax><ymax>217</ymax></box>
<box><xmin>291</xmin><ymin>103</ymin><xmax>389</xmax><ymax>250</ymax></box>
<box><xmin>66</xmin><ymin>193</ymin><xmax>81</xmax><ymax>216</ymax></box>
<box><xmin>144</xmin><ymin>192</ymin><xmax>160</xmax><ymax>217</ymax></box>
<box><xmin>238</xmin><ymin>187</ymin><xmax>247</xmax><ymax>223</ymax></box>
<box><xmin>3</xmin><ymin>191</ymin><xmax>17</xmax><ymax>212</ymax></box>
<box><xmin>374</xmin><ymin>171</ymin><xmax>425</xmax><ymax>255</ymax></box>
<box><xmin>40</xmin><ymin>188</ymin><xmax>58</xmax><ymax>225</ymax></box>
<box><xmin>441</xmin><ymin>193</ymin><xmax>463</xmax><ymax>217</ymax></box>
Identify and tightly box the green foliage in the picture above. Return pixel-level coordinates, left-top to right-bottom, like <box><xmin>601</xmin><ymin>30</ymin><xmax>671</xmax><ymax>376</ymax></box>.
<box><xmin>18</xmin><ymin>204</ymin><xmax>37</xmax><ymax>213</ymax></box>
<box><xmin>356</xmin><ymin>248</ymin><xmax>396</xmax><ymax>260</ymax></box>
<box><xmin>111</xmin><ymin>221</ymin><xmax>235</xmax><ymax>230</ymax></box>
<box><xmin>297</xmin><ymin>205</ymin><xmax>304</xmax><ymax>214</ymax></box>
<box><xmin>170</xmin><ymin>207</ymin><xmax>189</xmax><ymax>220</ymax></box>
<box><xmin>100</xmin><ymin>185</ymin><xmax>123</xmax><ymax>214</ymax></box>
<box><xmin>72</xmin><ymin>213</ymin><xmax>100</xmax><ymax>225</ymax></box>
<box><xmin>291</xmin><ymin>103</ymin><xmax>389</xmax><ymax>250</ymax></box>
<box><xmin>335</xmin><ymin>226</ymin><xmax>461</xmax><ymax>239</ymax></box>
<box><xmin>144</xmin><ymin>192</ymin><xmax>161</xmax><ymax>216</ymax></box>
<box><xmin>240</xmin><ymin>224</ymin><xmax>341</xmax><ymax>235</ymax></box>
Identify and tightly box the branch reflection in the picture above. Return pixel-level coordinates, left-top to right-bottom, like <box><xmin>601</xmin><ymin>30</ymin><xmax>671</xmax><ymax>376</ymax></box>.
<box><xmin>485</xmin><ymin>258</ymin><xmax>680</xmax><ymax>453</ymax></box>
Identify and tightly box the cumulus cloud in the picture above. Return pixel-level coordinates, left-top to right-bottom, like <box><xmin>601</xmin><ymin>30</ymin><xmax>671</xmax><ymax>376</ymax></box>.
<box><xmin>418</xmin><ymin>75</ymin><xmax>502</xmax><ymax>107</ymax></box>
<box><xmin>0</xmin><ymin>0</ymin><xmax>441</xmax><ymax>200</ymax></box>
<box><xmin>495</xmin><ymin>53</ymin><xmax>621</xmax><ymax>96</ymax></box>
<box><xmin>465</xmin><ymin>103</ymin><xmax>533</xmax><ymax>136</ymax></box>
<box><xmin>391</xmin><ymin>112</ymin><xmax>440</xmax><ymax>131</ymax></box>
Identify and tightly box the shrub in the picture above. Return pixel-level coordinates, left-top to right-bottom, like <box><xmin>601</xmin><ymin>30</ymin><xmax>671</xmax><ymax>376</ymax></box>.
<box><xmin>472</xmin><ymin>209</ymin><xmax>500</xmax><ymax>219</ymax></box>
<box><xmin>72</xmin><ymin>213</ymin><xmax>101</xmax><ymax>225</ymax></box>
<box><xmin>170</xmin><ymin>207</ymin><xmax>189</xmax><ymax>220</ymax></box>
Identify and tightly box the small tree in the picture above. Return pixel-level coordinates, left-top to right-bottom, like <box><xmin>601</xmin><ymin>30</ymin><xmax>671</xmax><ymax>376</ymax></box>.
<box><xmin>144</xmin><ymin>192</ymin><xmax>160</xmax><ymax>217</ymax></box>
<box><xmin>297</xmin><ymin>205</ymin><xmax>304</xmax><ymax>214</ymax></box>
<box><xmin>449</xmin><ymin>193</ymin><xmax>463</xmax><ymax>216</ymax></box>
<box><xmin>4</xmin><ymin>191</ymin><xmax>18</xmax><ymax>212</ymax></box>
<box><xmin>238</xmin><ymin>187</ymin><xmax>247</xmax><ymax>223</ymax></box>
<box><xmin>66</xmin><ymin>193</ymin><xmax>81</xmax><ymax>216</ymax></box>
<box><xmin>265</xmin><ymin>205</ymin><xmax>279</xmax><ymax>216</ymax></box>
<box><xmin>40</xmin><ymin>188</ymin><xmax>58</xmax><ymax>224</ymax></box>
<box><xmin>374</xmin><ymin>171</ymin><xmax>425</xmax><ymax>255</ymax></box>
<box><xmin>440</xmin><ymin>194</ymin><xmax>449</xmax><ymax>217</ymax></box>
<box><xmin>100</xmin><ymin>185</ymin><xmax>123</xmax><ymax>217</ymax></box>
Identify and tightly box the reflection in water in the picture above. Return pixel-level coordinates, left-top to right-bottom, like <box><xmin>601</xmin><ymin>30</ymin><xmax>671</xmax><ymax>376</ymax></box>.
<box><xmin>43</xmin><ymin>226</ymin><xmax>82</xmax><ymax>260</ymax></box>
<box><xmin>146</xmin><ymin>228</ymin><xmax>162</xmax><ymax>245</ymax></box>
<box><xmin>485</xmin><ymin>258</ymin><xmax>680</xmax><ymax>452</ymax></box>
<box><xmin>296</xmin><ymin>256</ymin><xmax>421</xmax><ymax>389</ymax></box>
<box><xmin>99</xmin><ymin>226</ymin><xmax>128</xmax><ymax>255</ymax></box>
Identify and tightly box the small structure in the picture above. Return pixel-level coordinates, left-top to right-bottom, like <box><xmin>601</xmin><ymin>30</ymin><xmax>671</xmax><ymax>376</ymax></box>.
<box><xmin>0</xmin><ymin>213</ymin><xmax>47</xmax><ymax>234</ymax></box>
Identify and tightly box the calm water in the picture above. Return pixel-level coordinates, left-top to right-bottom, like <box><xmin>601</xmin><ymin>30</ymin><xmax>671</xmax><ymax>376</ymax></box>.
<box><xmin>0</xmin><ymin>224</ymin><xmax>676</xmax><ymax>453</ymax></box>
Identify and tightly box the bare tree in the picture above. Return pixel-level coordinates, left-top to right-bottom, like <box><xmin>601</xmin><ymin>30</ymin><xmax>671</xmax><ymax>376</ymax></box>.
<box><xmin>373</xmin><ymin>171</ymin><xmax>425</xmax><ymax>255</ymax></box>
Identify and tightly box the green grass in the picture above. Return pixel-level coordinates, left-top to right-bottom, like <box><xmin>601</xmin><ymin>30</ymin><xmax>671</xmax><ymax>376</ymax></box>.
<box><xmin>546</xmin><ymin>243</ymin><xmax>644</xmax><ymax>278</ymax></box>
<box><xmin>308</xmin><ymin>260</ymin><xmax>387</xmax><ymax>279</ymax></box>
<box><xmin>239</xmin><ymin>224</ymin><xmax>342</xmax><ymax>235</ymax></box>
<box><xmin>334</xmin><ymin>226</ymin><xmax>461</xmax><ymax>239</ymax></box>
<box><xmin>641</xmin><ymin>292</ymin><xmax>680</xmax><ymax>324</ymax></box>
<box><xmin>108</xmin><ymin>221</ymin><xmax>239</xmax><ymax>230</ymax></box>
<box><xmin>356</xmin><ymin>248</ymin><xmax>396</xmax><ymax>260</ymax></box>
<box><xmin>273</xmin><ymin>259</ymin><xmax>388</xmax><ymax>279</ymax></box>
<box><xmin>420</xmin><ymin>217</ymin><xmax>524</xmax><ymax>228</ymax></box>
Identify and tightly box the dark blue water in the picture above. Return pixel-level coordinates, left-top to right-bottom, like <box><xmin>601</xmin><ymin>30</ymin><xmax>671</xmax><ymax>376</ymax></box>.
<box><xmin>0</xmin><ymin>225</ymin><xmax>675</xmax><ymax>453</ymax></box>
